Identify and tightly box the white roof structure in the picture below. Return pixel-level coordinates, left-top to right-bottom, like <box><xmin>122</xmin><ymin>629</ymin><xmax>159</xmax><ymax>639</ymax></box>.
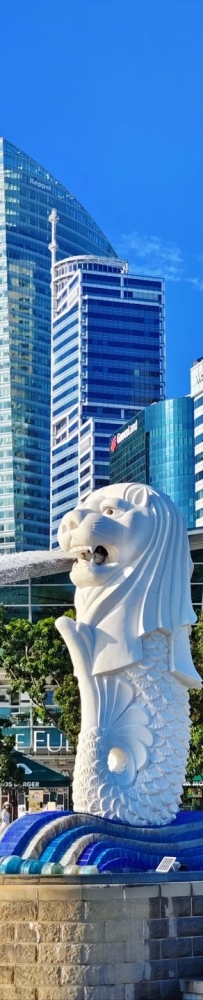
<box><xmin>0</xmin><ymin>549</ymin><xmax>71</xmax><ymax>586</ymax></box>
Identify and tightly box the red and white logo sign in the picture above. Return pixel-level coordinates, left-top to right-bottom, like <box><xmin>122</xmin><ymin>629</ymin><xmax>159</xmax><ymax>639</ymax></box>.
<box><xmin>110</xmin><ymin>419</ymin><xmax>138</xmax><ymax>453</ymax></box>
<box><xmin>110</xmin><ymin>435</ymin><xmax>118</xmax><ymax>453</ymax></box>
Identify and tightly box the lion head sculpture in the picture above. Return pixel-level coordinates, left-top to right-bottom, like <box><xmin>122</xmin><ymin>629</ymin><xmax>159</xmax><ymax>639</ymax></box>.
<box><xmin>58</xmin><ymin>482</ymin><xmax>200</xmax><ymax>687</ymax></box>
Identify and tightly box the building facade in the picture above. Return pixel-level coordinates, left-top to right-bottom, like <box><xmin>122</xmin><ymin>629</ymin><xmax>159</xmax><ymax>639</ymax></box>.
<box><xmin>0</xmin><ymin>570</ymin><xmax>74</xmax><ymax>622</ymax></box>
<box><xmin>0</xmin><ymin>138</ymin><xmax>115</xmax><ymax>553</ymax></box>
<box><xmin>190</xmin><ymin>358</ymin><xmax>203</xmax><ymax>527</ymax></box>
<box><xmin>50</xmin><ymin>257</ymin><xmax>165</xmax><ymax>546</ymax></box>
<box><xmin>0</xmin><ymin>560</ymin><xmax>75</xmax><ymax>813</ymax></box>
<box><xmin>110</xmin><ymin>396</ymin><xmax>195</xmax><ymax>529</ymax></box>
<box><xmin>0</xmin><ymin>684</ymin><xmax>74</xmax><ymax>815</ymax></box>
<box><xmin>189</xmin><ymin>528</ymin><xmax>203</xmax><ymax>615</ymax></box>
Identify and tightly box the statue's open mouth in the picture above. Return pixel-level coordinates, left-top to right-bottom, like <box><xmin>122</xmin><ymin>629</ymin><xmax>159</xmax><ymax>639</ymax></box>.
<box><xmin>70</xmin><ymin>544</ymin><xmax>108</xmax><ymax>566</ymax></box>
<box><xmin>71</xmin><ymin>544</ymin><xmax>108</xmax><ymax>566</ymax></box>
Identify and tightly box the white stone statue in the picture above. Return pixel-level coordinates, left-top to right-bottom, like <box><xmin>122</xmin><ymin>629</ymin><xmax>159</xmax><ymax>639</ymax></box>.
<box><xmin>56</xmin><ymin>482</ymin><xmax>201</xmax><ymax>827</ymax></box>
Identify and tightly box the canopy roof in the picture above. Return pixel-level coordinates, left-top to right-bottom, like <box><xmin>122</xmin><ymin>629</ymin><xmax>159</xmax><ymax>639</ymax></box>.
<box><xmin>12</xmin><ymin>750</ymin><xmax>70</xmax><ymax>788</ymax></box>
<box><xmin>0</xmin><ymin>548</ymin><xmax>71</xmax><ymax>584</ymax></box>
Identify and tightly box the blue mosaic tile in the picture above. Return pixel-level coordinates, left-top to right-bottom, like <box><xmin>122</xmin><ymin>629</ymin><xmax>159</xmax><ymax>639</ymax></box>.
<box><xmin>1</xmin><ymin>809</ymin><xmax>203</xmax><ymax>876</ymax></box>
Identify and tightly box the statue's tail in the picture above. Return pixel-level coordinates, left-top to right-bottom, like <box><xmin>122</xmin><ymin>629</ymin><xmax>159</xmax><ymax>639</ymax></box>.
<box><xmin>73</xmin><ymin>659</ymin><xmax>190</xmax><ymax>827</ymax></box>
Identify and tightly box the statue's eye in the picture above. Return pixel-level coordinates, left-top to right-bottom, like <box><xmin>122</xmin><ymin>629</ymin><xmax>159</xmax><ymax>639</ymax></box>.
<box><xmin>101</xmin><ymin>502</ymin><xmax>123</xmax><ymax>518</ymax></box>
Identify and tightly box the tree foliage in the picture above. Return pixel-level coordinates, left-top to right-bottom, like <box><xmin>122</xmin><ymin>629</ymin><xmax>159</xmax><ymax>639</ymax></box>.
<box><xmin>0</xmin><ymin>607</ymin><xmax>81</xmax><ymax>753</ymax></box>
<box><xmin>186</xmin><ymin>612</ymin><xmax>203</xmax><ymax>778</ymax></box>
<box><xmin>0</xmin><ymin>715</ymin><xmax>24</xmax><ymax>788</ymax></box>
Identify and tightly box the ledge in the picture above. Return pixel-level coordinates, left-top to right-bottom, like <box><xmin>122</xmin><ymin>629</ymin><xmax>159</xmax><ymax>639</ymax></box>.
<box><xmin>0</xmin><ymin>871</ymin><xmax>203</xmax><ymax>885</ymax></box>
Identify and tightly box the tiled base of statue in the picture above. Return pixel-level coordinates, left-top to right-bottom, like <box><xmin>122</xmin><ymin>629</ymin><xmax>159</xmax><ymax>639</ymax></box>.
<box><xmin>1</xmin><ymin>808</ymin><xmax>203</xmax><ymax>875</ymax></box>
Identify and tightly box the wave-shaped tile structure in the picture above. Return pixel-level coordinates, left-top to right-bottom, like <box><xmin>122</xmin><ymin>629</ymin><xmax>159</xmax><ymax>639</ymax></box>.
<box><xmin>0</xmin><ymin>810</ymin><xmax>203</xmax><ymax>875</ymax></box>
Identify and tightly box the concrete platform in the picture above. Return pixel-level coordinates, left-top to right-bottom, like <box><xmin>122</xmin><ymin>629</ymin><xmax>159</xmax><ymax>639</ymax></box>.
<box><xmin>0</xmin><ymin>876</ymin><xmax>202</xmax><ymax>999</ymax></box>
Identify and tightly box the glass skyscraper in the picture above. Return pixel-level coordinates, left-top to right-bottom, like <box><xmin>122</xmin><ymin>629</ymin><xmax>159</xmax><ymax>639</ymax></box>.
<box><xmin>50</xmin><ymin>257</ymin><xmax>165</xmax><ymax>546</ymax></box>
<box><xmin>0</xmin><ymin>138</ymin><xmax>115</xmax><ymax>553</ymax></box>
<box><xmin>110</xmin><ymin>396</ymin><xmax>195</xmax><ymax>529</ymax></box>
<box><xmin>190</xmin><ymin>358</ymin><xmax>203</xmax><ymax>527</ymax></box>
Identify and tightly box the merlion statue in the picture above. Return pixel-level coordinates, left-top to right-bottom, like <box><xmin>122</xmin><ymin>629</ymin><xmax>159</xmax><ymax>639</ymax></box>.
<box><xmin>56</xmin><ymin>483</ymin><xmax>201</xmax><ymax>827</ymax></box>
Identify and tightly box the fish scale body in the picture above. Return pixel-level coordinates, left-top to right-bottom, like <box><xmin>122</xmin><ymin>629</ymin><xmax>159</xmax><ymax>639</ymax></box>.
<box><xmin>73</xmin><ymin>632</ymin><xmax>190</xmax><ymax>826</ymax></box>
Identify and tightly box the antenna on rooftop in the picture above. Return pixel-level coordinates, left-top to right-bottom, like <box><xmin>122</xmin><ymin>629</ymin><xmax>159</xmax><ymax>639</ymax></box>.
<box><xmin>49</xmin><ymin>208</ymin><xmax>58</xmax><ymax>265</ymax></box>
<box><xmin>49</xmin><ymin>209</ymin><xmax>59</xmax><ymax>324</ymax></box>
<box><xmin>49</xmin><ymin>209</ymin><xmax>59</xmax><ymax>547</ymax></box>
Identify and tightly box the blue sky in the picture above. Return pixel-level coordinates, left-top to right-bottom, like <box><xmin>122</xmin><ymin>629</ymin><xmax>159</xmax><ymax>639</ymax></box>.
<box><xmin>1</xmin><ymin>0</ymin><xmax>203</xmax><ymax>399</ymax></box>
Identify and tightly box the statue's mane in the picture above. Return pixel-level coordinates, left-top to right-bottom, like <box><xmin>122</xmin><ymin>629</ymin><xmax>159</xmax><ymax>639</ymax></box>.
<box><xmin>76</xmin><ymin>482</ymin><xmax>196</xmax><ymax>637</ymax></box>
<box><xmin>123</xmin><ymin>483</ymin><xmax>195</xmax><ymax>635</ymax></box>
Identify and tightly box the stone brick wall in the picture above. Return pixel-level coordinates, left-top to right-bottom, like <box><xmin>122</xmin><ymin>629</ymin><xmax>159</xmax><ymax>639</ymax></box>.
<box><xmin>0</xmin><ymin>877</ymin><xmax>203</xmax><ymax>1000</ymax></box>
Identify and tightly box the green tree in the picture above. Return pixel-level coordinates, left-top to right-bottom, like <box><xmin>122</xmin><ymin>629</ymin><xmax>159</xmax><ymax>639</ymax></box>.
<box><xmin>186</xmin><ymin>612</ymin><xmax>203</xmax><ymax>778</ymax></box>
<box><xmin>0</xmin><ymin>716</ymin><xmax>25</xmax><ymax>813</ymax></box>
<box><xmin>0</xmin><ymin>609</ymin><xmax>80</xmax><ymax>753</ymax></box>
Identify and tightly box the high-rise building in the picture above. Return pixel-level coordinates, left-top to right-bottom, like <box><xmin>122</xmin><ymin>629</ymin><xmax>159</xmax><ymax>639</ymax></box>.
<box><xmin>190</xmin><ymin>358</ymin><xmax>203</xmax><ymax>527</ymax></box>
<box><xmin>0</xmin><ymin>138</ymin><xmax>115</xmax><ymax>553</ymax></box>
<box><xmin>110</xmin><ymin>396</ymin><xmax>195</xmax><ymax>529</ymax></box>
<box><xmin>50</xmin><ymin>256</ymin><xmax>165</xmax><ymax>546</ymax></box>
<box><xmin>109</xmin><ymin>367</ymin><xmax>203</xmax><ymax>615</ymax></box>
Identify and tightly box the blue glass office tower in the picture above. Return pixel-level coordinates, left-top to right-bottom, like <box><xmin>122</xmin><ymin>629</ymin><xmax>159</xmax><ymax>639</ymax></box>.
<box><xmin>0</xmin><ymin>138</ymin><xmax>115</xmax><ymax>553</ymax></box>
<box><xmin>50</xmin><ymin>257</ymin><xmax>165</xmax><ymax>546</ymax></box>
<box><xmin>190</xmin><ymin>358</ymin><xmax>203</xmax><ymax>526</ymax></box>
<box><xmin>110</xmin><ymin>396</ymin><xmax>195</xmax><ymax>529</ymax></box>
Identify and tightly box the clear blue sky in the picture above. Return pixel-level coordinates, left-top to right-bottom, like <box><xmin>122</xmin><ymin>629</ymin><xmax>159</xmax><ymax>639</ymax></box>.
<box><xmin>1</xmin><ymin>0</ymin><xmax>203</xmax><ymax>399</ymax></box>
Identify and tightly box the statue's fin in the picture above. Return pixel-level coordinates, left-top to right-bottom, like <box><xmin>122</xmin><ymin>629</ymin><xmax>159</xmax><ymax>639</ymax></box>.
<box><xmin>55</xmin><ymin>616</ymin><xmax>93</xmax><ymax>678</ymax></box>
